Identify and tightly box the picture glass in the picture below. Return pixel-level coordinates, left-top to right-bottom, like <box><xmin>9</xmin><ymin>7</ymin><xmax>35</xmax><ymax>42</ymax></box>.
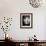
<box><xmin>20</xmin><ymin>13</ymin><xmax>33</xmax><ymax>28</ymax></box>
<box><xmin>22</xmin><ymin>16</ymin><xmax>30</xmax><ymax>26</ymax></box>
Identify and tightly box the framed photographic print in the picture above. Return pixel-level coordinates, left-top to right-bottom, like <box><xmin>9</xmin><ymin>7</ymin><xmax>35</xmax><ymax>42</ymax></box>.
<box><xmin>20</xmin><ymin>13</ymin><xmax>33</xmax><ymax>28</ymax></box>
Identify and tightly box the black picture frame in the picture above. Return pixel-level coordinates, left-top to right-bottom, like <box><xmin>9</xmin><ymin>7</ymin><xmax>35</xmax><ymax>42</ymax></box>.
<box><xmin>20</xmin><ymin>13</ymin><xmax>33</xmax><ymax>29</ymax></box>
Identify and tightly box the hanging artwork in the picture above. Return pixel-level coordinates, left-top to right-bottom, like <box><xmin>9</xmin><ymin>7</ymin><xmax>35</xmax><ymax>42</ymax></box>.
<box><xmin>1</xmin><ymin>17</ymin><xmax>12</xmax><ymax>33</ymax></box>
<box><xmin>20</xmin><ymin>13</ymin><xmax>33</xmax><ymax>29</ymax></box>
<box><xmin>29</xmin><ymin>0</ymin><xmax>44</xmax><ymax>8</ymax></box>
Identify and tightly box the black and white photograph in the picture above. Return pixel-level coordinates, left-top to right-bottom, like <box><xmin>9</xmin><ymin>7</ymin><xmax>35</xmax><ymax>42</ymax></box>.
<box><xmin>20</xmin><ymin>13</ymin><xmax>33</xmax><ymax>28</ymax></box>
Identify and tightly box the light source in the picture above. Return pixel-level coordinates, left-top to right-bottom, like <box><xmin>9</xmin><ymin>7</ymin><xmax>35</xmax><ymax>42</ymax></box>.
<box><xmin>29</xmin><ymin>0</ymin><xmax>45</xmax><ymax>8</ymax></box>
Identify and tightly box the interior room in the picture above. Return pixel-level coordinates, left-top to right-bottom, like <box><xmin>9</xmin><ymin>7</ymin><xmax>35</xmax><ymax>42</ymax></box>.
<box><xmin>0</xmin><ymin>0</ymin><xmax>46</xmax><ymax>46</ymax></box>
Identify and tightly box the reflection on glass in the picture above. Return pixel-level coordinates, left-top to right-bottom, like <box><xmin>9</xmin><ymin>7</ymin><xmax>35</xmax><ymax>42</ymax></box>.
<box><xmin>23</xmin><ymin>16</ymin><xmax>30</xmax><ymax>26</ymax></box>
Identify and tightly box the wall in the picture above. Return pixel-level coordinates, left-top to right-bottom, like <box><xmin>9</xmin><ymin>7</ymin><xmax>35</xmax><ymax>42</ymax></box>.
<box><xmin>0</xmin><ymin>0</ymin><xmax>46</xmax><ymax>40</ymax></box>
